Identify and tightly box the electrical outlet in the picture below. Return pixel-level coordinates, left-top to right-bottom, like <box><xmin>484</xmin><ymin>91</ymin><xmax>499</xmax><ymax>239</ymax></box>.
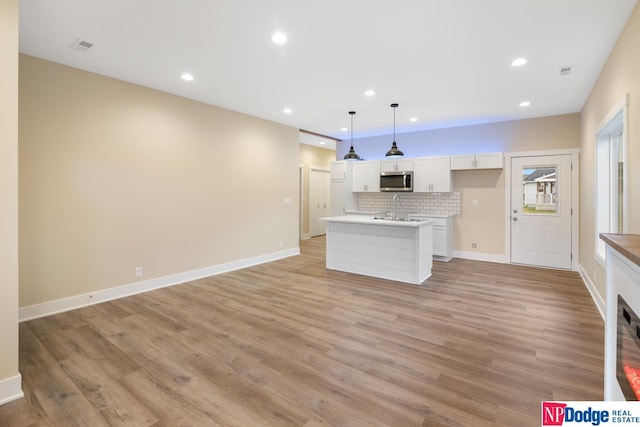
<box><xmin>472</xmin><ymin>243</ymin><xmax>477</xmax><ymax>248</ymax></box>
<box><xmin>279</xmin><ymin>240</ymin><xmax>284</xmax><ymax>248</ymax></box>
<box><xmin>135</xmin><ymin>267</ymin><xmax>143</xmax><ymax>278</ymax></box>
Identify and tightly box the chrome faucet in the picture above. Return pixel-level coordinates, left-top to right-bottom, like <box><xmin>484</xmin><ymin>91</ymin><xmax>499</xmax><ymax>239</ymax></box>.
<box><xmin>392</xmin><ymin>193</ymin><xmax>402</xmax><ymax>220</ymax></box>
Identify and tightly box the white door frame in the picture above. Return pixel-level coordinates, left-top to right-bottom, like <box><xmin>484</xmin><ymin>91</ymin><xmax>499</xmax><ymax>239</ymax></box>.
<box><xmin>504</xmin><ymin>148</ymin><xmax>580</xmax><ymax>271</ymax></box>
<box><xmin>309</xmin><ymin>166</ymin><xmax>331</xmax><ymax>237</ymax></box>
<box><xmin>299</xmin><ymin>164</ymin><xmax>307</xmax><ymax>240</ymax></box>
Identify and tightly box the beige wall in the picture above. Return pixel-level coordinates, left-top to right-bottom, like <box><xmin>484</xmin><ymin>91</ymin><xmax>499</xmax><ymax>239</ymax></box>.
<box><xmin>0</xmin><ymin>0</ymin><xmax>20</xmax><ymax>395</ymax></box>
<box><xmin>337</xmin><ymin>114</ymin><xmax>580</xmax><ymax>256</ymax></box>
<box><xmin>19</xmin><ymin>55</ymin><xmax>300</xmax><ymax>308</ymax></box>
<box><xmin>299</xmin><ymin>143</ymin><xmax>335</xmax><ymax>237</ymax></box>
<box><xmin>579</xmin><ymin>3</ymin><xmax>640</xmax><ymax>302</ymax></box>
<box><xmin>448</xmin><ymin>114</ymin><xmax>580</xmax><ymax>256</ymax></box>
<box><xmin>444</xmin><ymin>114</ymin><xmax>580</xmax><ymax>256</ymax></box>
<box><xmin>453</xmin><ymin>169</ymin><xmax>505</xmax><ymax>255</ymax></box>
<box><xmin>336</xmin><ymin>113</ymin><xmax>581</xmax><ymax>160</ymax></box>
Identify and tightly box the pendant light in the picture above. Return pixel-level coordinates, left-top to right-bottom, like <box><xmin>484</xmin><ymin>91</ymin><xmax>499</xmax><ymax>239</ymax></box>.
<box><xmin>385</xmin><ymin>103</ymin><xmax>404</xmax><ymax>157</ymax></box>
<box><xmin>343</xmin><ymin>111</ymin><xmax>361</xmax><ymax>160</ymax></box>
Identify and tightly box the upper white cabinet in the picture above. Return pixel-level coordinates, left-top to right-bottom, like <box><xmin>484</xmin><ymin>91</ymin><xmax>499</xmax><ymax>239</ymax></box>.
<box><xmin>330</xmin><ymin>161</ymin><xmax>347</xmax><ymax>180</ymax></box>
<box><xmin>413</xmin><ymin>156</ymin><xmax>452</xmax><ymax>193</ymax></box>
<box><xmin>450</xmin><ymin>152</ymin><xmax>504</xmax><ymax>170</ymax></box>
<box><xmin>352</xmin><ymin>160</ymin><xmax>381</xmax><ymax>192</ymax></box>
<box><xmin>330</xmin><ymin>161</ymin><xmax>356</xmax><ymax>215</ymax></box>
<box><xmin>380</xmin><ymin>158</ymin><xmax>414</xmax><ymax>172</ymax></box>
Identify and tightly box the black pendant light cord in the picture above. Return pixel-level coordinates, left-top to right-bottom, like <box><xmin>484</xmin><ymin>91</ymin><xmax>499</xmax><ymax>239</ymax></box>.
<box><xmin>344</xmin><ymin>111</ymin><xmax>360</xmax><ymax>160</ymax></box>
<box><xmin>351</xmin><ymin>111</ymin><xmax>354</xmax><ymax>148</ymax></box>
<box><xmin>392</xmin><ymin>103</ymin><xmax>397</xmax><ymax>143</ymax></box>
<box><xmin>386</xmin><ymin>103</ymin><xmax>404</xmax><ymax>157</ymax></box>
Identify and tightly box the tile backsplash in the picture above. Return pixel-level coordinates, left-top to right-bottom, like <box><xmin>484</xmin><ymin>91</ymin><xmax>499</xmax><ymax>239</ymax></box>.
<box><xmin>356</xmin><ymin>192</ymin><xmax>461</xmax><ymax>216</ymax></box>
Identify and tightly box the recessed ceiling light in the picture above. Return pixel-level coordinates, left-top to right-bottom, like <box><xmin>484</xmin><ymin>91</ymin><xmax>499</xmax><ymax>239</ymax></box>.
<box><xmin>364</xmin><ymin>89</ymin><xmax>375</xmax><ymax>97</ymax></box>
<box><xmin>181</xmin><ymin>73</ymin><xmax>194</xmax><ymax>81</ymax></box>
<box><xmin>511</xmin><ymin>58</ymin><xmax>527</xmax><ymax>67</ymax></box>
<box><xmin>272</xmin><ymin>32</ymin><xmax>287</xmax><ymax>44</ymax></box>
<box><xmin>283</xmin><ymin>107</ymin><xmax>292</xmax><ymax>114</ymax></box>
<box><xmin>341</xmin><ymin>127</ymin><xmax>348</xmax><ymax>132</ymax></box>
<box><xmin>520</xmin><ymin>101</ymin><xmax>531</xmax><ymax>107</ymax></box>
<box><xmin>319</xmin><ymin>141</ymin><xmax>326</xmax><ymax>145</ymax></box>
<box><xmin>409</xmin><ymin>117</ymin><xmax>418</xmax><ymax>122</ymax></box>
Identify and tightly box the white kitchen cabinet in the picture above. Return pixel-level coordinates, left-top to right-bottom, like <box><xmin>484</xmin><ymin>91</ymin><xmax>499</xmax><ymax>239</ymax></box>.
<box><xmin>352</xmin><ymin>160</ymin><xmax>380</xmax><ymax>192</ymax></box>
<box><xmin>330</xmin><ymin>161</ymin><xmax>347</xmax><ymax>180</ymax></box>
<box><xmin>409</xmin><ymin>214</ymin><xmax>455</xmax><ymax>261</ymax></box>
<box><xmin>330</xmin><ymin>161</ymin><xmax>356</xmax><ymax>216</ymax></box>
<box><xmin>449</xmin><ymin>154</ymin><xmax>475</xmax><ymax>170</ymax></box>
<box><xmin>450</xmin><ymin>152</ymin><xmax>504</xmax><ymax>170</ymax></box>
<box><xmin>413</xmin><ymin>156</ymin><xmax>452</xmax><ymax>192</ymax></box>
<box><xmin>380</xmin><ymin>158</ymin><xmax>414</xmax><ymax>172</ymax></box>
<box><xmin>324</xmin><ymin>216</ymin><xmax>433</xmax><ymax>285</ymax></box>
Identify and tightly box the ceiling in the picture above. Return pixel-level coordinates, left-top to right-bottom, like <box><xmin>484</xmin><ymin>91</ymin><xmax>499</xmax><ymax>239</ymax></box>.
<box><xmin>19</xmin><ymin>0</ymin><xmax>637</xmax><ymax>142</ymax></box>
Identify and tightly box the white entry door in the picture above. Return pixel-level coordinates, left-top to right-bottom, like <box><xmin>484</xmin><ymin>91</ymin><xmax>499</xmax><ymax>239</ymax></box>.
<box><xmin>510</xmin><ymin>155</ymin><xmax>572</xmax><ymax>269</ymax></box>
<box><xmin>309</xmin><ymin>168</ymin><xmax>330</xmax><ymax>237</ymax></box>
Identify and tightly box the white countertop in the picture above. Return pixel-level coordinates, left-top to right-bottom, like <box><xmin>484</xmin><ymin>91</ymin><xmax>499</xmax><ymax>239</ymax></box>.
<box><xmin>408</xmin><ymin>212</ymin><xmax>457</xmax><ymax>218</ymax></box>
<box><xmin>321</xmin><ymin>215</ymin><xmax>433</xmax><ymax>228</ymax></box>
<box><xmin>344</xmin><ymin>210</ymin><xmax>386</xmax><ymax>216</ymax></box>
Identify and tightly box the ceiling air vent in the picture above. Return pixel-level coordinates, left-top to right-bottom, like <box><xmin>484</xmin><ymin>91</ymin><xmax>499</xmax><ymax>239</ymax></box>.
<box><xmin>560</xmin><ymin>66</ymin><xmax>573</xmax><ymax>76</ymax></box>
<box><xmin>70</xmin><ymin>39</ymin><xmax>94</xmax><ymax>52</ymax></box>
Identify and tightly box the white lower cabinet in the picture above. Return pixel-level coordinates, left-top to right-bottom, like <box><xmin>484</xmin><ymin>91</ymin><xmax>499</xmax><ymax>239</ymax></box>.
<box><xmin>408</xmin><ymin>214</ymin><xmax>454</xmax><ymax>261</ymax></box>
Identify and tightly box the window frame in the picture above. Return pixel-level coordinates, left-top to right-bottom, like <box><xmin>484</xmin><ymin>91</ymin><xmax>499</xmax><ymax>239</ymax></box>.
<box><xmin>595</xmin><ymin>95</ymin><xmax>629</xmax><ymax>267</ymax></box>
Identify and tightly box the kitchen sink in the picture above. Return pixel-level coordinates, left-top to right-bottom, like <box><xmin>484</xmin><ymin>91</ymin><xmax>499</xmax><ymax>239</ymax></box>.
<box><xmin>373</xmin><ymin>216</ymin><xmax>422</xmax><ymax>222</ymax></box>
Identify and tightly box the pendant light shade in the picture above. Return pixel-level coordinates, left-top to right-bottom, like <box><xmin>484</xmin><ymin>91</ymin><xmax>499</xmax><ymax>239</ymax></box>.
<box><xmin>386</xmin><ymin>103</ymin><xmax>404</xmax><ymax>157</ymax></box>
<box><xmin>343</xmin><ymin>111</ymin><xmax>361</xmax><ymax>161</ymax></box>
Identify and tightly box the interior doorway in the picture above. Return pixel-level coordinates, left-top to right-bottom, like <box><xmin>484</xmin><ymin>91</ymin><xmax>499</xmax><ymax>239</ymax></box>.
<box><xmin>309</xmin><ymin>168</ymin><xmax>330</xmax><ymax>237</ymax></box>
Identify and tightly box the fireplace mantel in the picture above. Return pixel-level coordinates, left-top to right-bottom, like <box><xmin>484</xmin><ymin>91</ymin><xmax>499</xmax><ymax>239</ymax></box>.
<box><xmin>601</xmin><ymin>234</ymin><xmax>640</xmax><ymax>267</ymax></box>
<box><xmin>602</xmin><ymin>233</ymin><xmax>640</xmax><ymax>401</ymax></box>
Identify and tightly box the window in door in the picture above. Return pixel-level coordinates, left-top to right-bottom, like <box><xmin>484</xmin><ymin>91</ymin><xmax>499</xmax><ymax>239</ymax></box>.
<box><xmin>522</xmin><ymin>166</ymin><xmax>558</xmax><ymax>215</ymax></box>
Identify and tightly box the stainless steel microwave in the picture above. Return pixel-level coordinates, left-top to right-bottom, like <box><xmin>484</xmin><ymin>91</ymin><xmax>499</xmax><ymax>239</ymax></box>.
<box><xmin>380</xmin><ymin>171</ymin><xmax>413</xmax><ymax>192</ymax></box>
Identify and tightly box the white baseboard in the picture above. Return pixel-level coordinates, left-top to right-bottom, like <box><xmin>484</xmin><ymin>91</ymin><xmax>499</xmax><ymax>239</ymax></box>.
<box><xmin>453</xmin><ymin>250</ymin><xmax>508</xmax><ymax>264</ymax></box>
<box><xmin>579</xmin><ymin>263</ymin><xmax>605</xmax><ymax>320</ymax></box>
<box><xmin>19</xmin><ymin>247</ymin><xmax>300</xmax><ymax>322</ymax></box>
<box><xmin>0</xmin><ymin>374</ymin><xmax>23</xmax><ymax>405</ymax></box>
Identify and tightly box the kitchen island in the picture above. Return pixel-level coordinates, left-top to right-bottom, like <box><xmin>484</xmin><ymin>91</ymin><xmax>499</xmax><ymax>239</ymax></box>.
<box><xmin>322</xmin><ymin>215</ymin><xmax>433</xmax><ymax>285</ymax></box>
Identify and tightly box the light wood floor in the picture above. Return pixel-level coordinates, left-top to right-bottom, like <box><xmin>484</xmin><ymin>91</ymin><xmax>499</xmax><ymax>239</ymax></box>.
<box><xmin>0</xmin><ymin>236</ymin><xmax>604</xmax><ymax>427</ymax></box>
